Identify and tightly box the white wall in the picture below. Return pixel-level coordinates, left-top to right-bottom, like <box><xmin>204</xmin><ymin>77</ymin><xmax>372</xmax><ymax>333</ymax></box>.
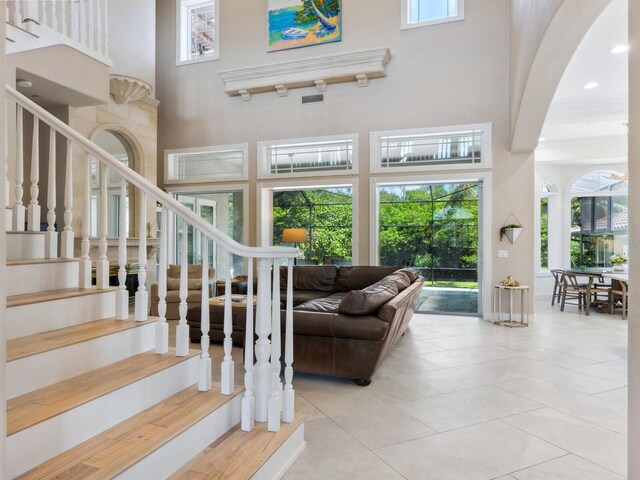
<box><xmin>109</xmin><ymin>0</ymin><xmax>156</xmax><ymax>90</ymax></box>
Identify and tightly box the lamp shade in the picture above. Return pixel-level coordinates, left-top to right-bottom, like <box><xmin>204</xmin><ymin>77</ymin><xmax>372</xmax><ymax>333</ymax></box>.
<box><xmin>282</xmin><ymin>228</ymin><xmax>308</xmax><ymax>243</ymax></box>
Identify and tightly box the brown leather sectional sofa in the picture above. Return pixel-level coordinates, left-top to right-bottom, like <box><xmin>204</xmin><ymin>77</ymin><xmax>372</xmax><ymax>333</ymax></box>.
<box><xmin>187</xmin><ymin>265</ymin><xmax>423</xmax><ymax>385</ymax></box>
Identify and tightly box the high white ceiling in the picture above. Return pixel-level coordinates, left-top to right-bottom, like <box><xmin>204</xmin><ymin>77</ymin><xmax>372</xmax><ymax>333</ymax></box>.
<box><xmin>539</xmin><ymin>0</ymin><xmax>628</xmax><ymax>151</ymax></box>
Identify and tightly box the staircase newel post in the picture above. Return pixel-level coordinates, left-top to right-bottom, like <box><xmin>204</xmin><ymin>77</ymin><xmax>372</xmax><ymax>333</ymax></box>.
<box><xmin>12</xmin><ymin>105</ymin><xmax>25</xmax><ymax>231</ymax></box>
<box><xmin>95</xmin><ymin>162</ymin><xmax>109</xmax><ymax>289</ymax></box>
<box><xmin>254</xmin><ymin>257</ymin><xmax>273</xmax><ymax>423</ymax></box>
<box><xmin>115</xmin><ymin>176</ymin><xmax>128</xmax><ymax>319</ymax></box>
<box><xmin>79</xmin><ymin>153</ymin><xmax>91</xmax><ymax>288</ymax></box>
<box><xmin>155</xmin><ymin>206</ymin><xmax>169</xmax><ymax>353</ymax></box>
<box><xmin>268</xmin><ymin>257</ymin><xmax>283</xmax><ymax>431</ymax></box>
<box><xmin>27</xmin><ymin>116</ymin><xmax>40</xmax><ymax>232</ymax></box>
<box><xmin>282</xmin><ymin>257</ymin><xmax>295</xmax><ymax>423</ymax></box>
<box><xmin>60</xmin><ymin>138</ymin><xmax>74</xmax><ymax>258</ymax></box>
<box><xmin>135</xmin><ymin>191</ymin><xmax>148</xmax><ymax>321</ymax></box>
<box><xmin>176</xmin><ymin>217</ymin><xmax>190</xmax><ymax>356</ymax></box>
<box><xmin>45</xmin><ymin>126</ymin><xmax>57</xmax><ymax>258</ymax></box>
<box><xmin>221</xmin><ymin>249</ymin><xmax>235</xmax><ymax>395</ymax></box>
<box><xmin>241</xmin><ymin>257</ymin><xmax>256</xmax><ymax>431</ymax></box>
<box><xmin>198</xmin><ymin>232</ymin><xmax>212</xmax><ymax>391</ymax></box>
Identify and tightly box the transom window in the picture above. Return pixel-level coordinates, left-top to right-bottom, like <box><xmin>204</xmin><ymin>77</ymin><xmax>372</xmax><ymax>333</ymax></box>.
<box><xmin>258</xmin><ymin>134</ymin><xmax>358</xmax><ymax>179</ymax></box>
<box><xmin>177</xmin><ymin>0</ymin><xmax>219</xmax><ymax>65</ymax></box>
<box><xmin>402</xmin><ymin>0</ymin><xmax>464</xmax><ymax>30</ymax></box>
<box><xmin>165</xmin><ymin>144</ymin><xmax>248</xmax><ymax>184</ymax></box>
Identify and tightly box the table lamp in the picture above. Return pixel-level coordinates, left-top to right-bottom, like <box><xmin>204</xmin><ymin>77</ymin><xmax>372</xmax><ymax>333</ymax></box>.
<box><xmin>282</xmin><ymin>228</ymin><xmax>308</xmax><ymax>264</ymax></box>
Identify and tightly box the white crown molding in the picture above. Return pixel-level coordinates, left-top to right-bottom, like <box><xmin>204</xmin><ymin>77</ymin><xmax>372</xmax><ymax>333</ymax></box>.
<box><xmin>109</xmin><ymin>74</ymin><xmax>153</xmax><ymax>105</ymax></box>
<box><xmin>218</xmin><ymin>47</ymin><xmax>391</xmax><ymax>101</ymax></box>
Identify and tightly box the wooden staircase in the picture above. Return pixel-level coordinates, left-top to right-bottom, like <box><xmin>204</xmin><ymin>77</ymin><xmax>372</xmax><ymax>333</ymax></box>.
<box><xmin>4</xmin><ymin>240</ymin><xmax>305</xmax><ymax>479</ymax></box>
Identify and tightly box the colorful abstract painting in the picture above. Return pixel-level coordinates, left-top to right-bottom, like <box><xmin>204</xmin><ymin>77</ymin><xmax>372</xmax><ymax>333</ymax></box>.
<box><xmin>268</xmin><ymin>0</ymin><xmax>342</xmax><ymax>52</ymax></box>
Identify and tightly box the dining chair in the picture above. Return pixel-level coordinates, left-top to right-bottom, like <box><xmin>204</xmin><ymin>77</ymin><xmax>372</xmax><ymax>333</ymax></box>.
<box><xmin>550</xmin><ymin>269</ymin><xmax>565</xmax><ymax>306</ymax></box>
<box><xmin>560</xmin><ymin>272</ymin><xmax>610</xmax><ymax>316</ymax></box>
<box><xmin>609</xmin><ymin>279</ymin><xmax>628</xmax><ymax>319</ymax></box>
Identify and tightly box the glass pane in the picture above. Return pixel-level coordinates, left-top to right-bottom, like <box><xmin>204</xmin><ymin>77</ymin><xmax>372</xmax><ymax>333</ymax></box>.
<box><xmin>410</xmin><ymin>0</ymin><xmax>456</xmax><ymax>22</ymax></box>
<box><xmin>268</xmin><ymin>140</ymin><xmax>353</xmax><ymax>175</ymax></box>
<box><xmin>540</xmin><ymin>197</ymin><xmax>548</xmax><ymax>269</ymax></box>
<box><xmin>611</xmin><ymin>196</ymin><xmax>628</xmax><ymax>231</ymax></box>
<box><xmin>173</xmin><ymin>149</ymin><xmax>245</xmax><ymax>181</ymax></box>
<box><xmin>593</xmin><ymin>197</ymin><xmax>609</xmax><ymax>232</ymax></box>
<box><xmin>189</xmin><ymin>2</ymin><xmax>215</xmax><ymax>59</ymax></box>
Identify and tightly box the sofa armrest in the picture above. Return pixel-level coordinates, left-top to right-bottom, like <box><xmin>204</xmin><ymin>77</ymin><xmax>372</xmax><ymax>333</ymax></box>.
<box><xmin>378</xmin><ymin>278</ymin><xmax>423</xmax><ymax>323</ymax></box>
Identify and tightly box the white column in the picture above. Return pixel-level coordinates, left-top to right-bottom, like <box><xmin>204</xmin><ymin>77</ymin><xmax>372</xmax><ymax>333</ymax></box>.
<box><xmin>135</xmin><ymin>191</ymin><xmax>148</xmax><ymax>321</ymax></box>
<box><xmin>198</xmin><ymin>233</ymin><xmax>212</xmax><ymax>391</ymax></box>
<box><xmin>115</xmin><ymin>176</ymin><xmax>128</xmax><ymax>319</ymax></box>
<box><xmin>12</xmin><ymin>106</ymin><xmax>24</xmax><ymax>231</ymax></box>
<box><xmin>221</xmin><ymin>250</ymin><xmax>235</xmax><ymax>395</ymax></box>
<box><xmin>60</xmin><ymin>138</ymin><xmax>73</xmax><ymax>258</ymax></box>
<box><xmin>241</xmin><ymin>257</ymin><xmax>256</xmax><ymax>431</ymax></box>
<box><xmin>155</xmin><ymin>206</ymin><xmax>169</xmax><ymax>354</ymax></box>
<box><xmin>176</xmin><ymin>218</ymin><xmax>190</xmax><ymax>356</ymax></box>
<box><xmin>27</xmin><ymin>116</ymin><xmax>40</xmax><ymax>232</ymax></box>
<box><xmin>268</xmin><ymin>259</ymin><xmax>282</xmax><ymax>431</ymax></box>
<box><xmin>282</xmin><ymin>257</ymin><xmax>295</xmax><ymax>423</ymax></box>
<box><xmin>254</xmin><ymin>258</ymin><xmax>273</xmax><ymax>422</ymax></box>
<box><xmin>44</xmin><ymin>126</ymin><xmax>57</xmax><ymax>258</ymax></box>
<box><xmin>95</xmin><ymin>162</ymin><xmax>109</xmax><ymax>288</ymax></box>
<box><xmin>79</xmin><ymin>154</ymin><xmax>91</xmax><ymax>288</ymax></box>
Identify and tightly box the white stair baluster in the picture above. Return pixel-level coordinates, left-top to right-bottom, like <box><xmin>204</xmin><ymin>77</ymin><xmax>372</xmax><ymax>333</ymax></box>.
<box><xmin>101</xmin><ymin>0</ymin><xmax>108</xmax><ymax>57</ymax></box>
<box><xmin>254</xmin><ymin>258</ymin><xmax>273</xmax><ymax>422</ymax></box>
<box><xmin>59</xmin><ymin>0</ymin><xmax>67</xmax><ymax>37</ymax></box>
<box><xmin>4</xmin><ymin>97</ymin><xmax>11</xmax><ymax>231</ymax></box>
<box><xmin>78</xmin><ymin>0</ymin><xmax>86</xmax><ymax>47</ymax></box>
<box><xmin>50</xmin><ymin>0</ymin><xmax>57</xmax><ymax>32</ymax></box>
<box><xmin>45</xmin><ymin>125</ymin><xmax>57</xmax><ymax>258</ymax></box>
<box><xmin>27</xmin><ymin>116</ymin><xmax>40</xmax><ymax>231</ymax></box>
<box><xmin>85</xmin><ymin>0</ymin><xmax>94</xmax><ymax>50</ymax></box>
<box><xmin>282</xmin><ymin>257</ymin><xmax>295</xmax><ymax>423</ymax></box>
<box><xmin>135</xmin><ymin>191</ymin><xmax>148</xmax><ymax>321</ymax></box>
<box><xmin>242</xmin><ymin>257</ymin><xmax>256</xmax><ymax>431</ymax></box>
<box><xmin>95</xmin><ymin>162</ymin><xmax>109</xmax><ymax>289</ymax></box>
<box><xmin>268</xmin><ymin>259</ymin><xmax>282</xmax><ymax>431</ymax></box>
<box><xmin>198</xmin><ymin>232</ymin><xmax>212</xmax><ymax>391</ymax></box>
<box><xmin>79</xmin><ymin>153</ymin><xmax>91</xmax><ymax>288</ymax></box>
<box><xmin>176</xmin><ymin>218</ymin><xmax>190</xmax><ymax>356</ymax></box>
<box><xmin>155</xmin><ymin>206</ymin><xmax>169</xmax><ymax>354</ymax></box>
<box><xmin>115</xmin><ymin>176</ymin><xmax>128</xmax><ymax>319</ymax></box>
<box><xmin>95</xmin><ymin>0</ymin><xmax>102</xmax><ymax>56</ymax></box>
<box><xmin>13</xmin><ymin>105</ymin><xmax>25</xmax><ymax>231</ymax></box>
<box><xmin>60</xmin><ymin>138</ymin><xmax>74</xmax><ymax>258</ymax></box>
<box><xmin>221</xmin><ymin>250</ymin><xmax>235</xmax><ymax>395</ymax></box>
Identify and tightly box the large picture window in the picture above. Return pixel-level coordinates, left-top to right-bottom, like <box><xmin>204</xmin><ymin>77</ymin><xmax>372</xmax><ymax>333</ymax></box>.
<box><xmin>177</xmin><ymin>0</ymin><xmax>219</xmax><ymax>65</ymax></box>
<box><xmin>401</xmin><ymin>0</ymin><xmax>464</xmax><ymax>30</ymax></box>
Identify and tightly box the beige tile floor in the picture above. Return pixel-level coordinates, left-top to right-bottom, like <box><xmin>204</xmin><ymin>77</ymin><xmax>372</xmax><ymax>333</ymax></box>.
<box><xmin>282</xmin><ymin>302</ymin><xmax>628</xmax><ymax>479</ymax></box>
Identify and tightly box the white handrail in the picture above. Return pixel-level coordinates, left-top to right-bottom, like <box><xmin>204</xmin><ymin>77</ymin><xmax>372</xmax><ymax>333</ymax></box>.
<box><xmin>6</xmin><ymin>85</ymin><xmax>298</xmax><ymax>260</ymax></box>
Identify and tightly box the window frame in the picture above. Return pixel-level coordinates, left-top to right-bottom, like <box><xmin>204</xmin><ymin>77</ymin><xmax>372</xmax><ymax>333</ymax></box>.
<box><xmin>176</xmin><ymin>0</ymin><xmax>219</xmax><ymax>66</ymax></box>
<box><xmin>164</xmin><ymin>143</ymin><xmax>249</xmax><ymax>185</ymax></box>
<box><xmin>401</xmin><ymin>0</ymin><xmax>464</xmax><ymax>30</ymax></box>
<box><xmin>257</xmin><ymin>133</ymin><xmax>359</xmax><ymax>180</ymax></box>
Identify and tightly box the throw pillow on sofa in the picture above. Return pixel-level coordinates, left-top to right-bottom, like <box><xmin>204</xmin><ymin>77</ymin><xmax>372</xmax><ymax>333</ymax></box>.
<box><xmin>339</xmin><ymin>277</ymin><xmax>399</xmax><ymax>315</ymax></box>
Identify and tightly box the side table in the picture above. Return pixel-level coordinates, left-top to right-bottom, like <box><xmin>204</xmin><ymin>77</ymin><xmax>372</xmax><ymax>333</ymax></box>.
<box><xmin>493</xmin><ymin>284</ymin><xmax>529</xmax><ymax>327</ymax></box>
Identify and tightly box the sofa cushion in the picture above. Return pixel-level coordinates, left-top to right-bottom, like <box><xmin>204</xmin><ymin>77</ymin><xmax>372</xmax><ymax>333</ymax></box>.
<box><xmin>280</xmin><ymin>265</ymin><xmax>338</xmax><ymax>292</ymax></box>
<box><xmin>338</xmin><ymin>278</ymin><xmax>399</xmax><ymax>315</ymax></box>
<box><xmin>334</xmin><ymin>266</ymin><xmax>400</xmax><ymax>292</ymax></box>
<box><xmin>290</xmin><ymin>311</ymin><xmax>388</xmax><ymax>341</ymax></box>
<box><xmin>166</xmin><ymin>277</ymin><xmax>202</xmax><ymax>291</ymax></box>
<box><xmin>294</xmin><ymin>293</ymin><xmax>346</xmax><ymax>313</ymax></box>
<box><xmin>395</xmin><ymin>268</ymin><xmax>420</xmax><ymax>282</ymax></box>
<box><xmin>164</xmin><ymin>289</ymin><xmax>203</xmax><ymax>303</ymax></box>
<box><xmin>281</xmin><ymin>290</ymin><xmax>334</xmax><ymax>307</ymax></box>
<box><xmin>384</xmin><ymin>271</ymin><xmax>411</xmax><ymax>292</ymax></box>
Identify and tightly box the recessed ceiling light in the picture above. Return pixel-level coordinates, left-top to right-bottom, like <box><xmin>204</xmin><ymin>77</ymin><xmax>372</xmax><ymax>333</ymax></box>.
<box><xmin>16</xmin><ymin>79</ymin><xmax>32</xmax><ymax>88</ymax></box>
<box><xmin>583</xmin><ymin>82</ymin><xmax>599</xmax><ymax>89</ymax></box>
<box><xmin>610</xmin><ymin>45</ymin><xmax>629</xmax><ymax>54</ymax></box>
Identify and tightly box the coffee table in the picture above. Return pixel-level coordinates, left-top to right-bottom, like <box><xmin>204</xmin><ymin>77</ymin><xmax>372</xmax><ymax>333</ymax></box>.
<box><xmin>209</xmin><ymin>294</ymin><xmax>257</xmax><ymax>307</ymax></box>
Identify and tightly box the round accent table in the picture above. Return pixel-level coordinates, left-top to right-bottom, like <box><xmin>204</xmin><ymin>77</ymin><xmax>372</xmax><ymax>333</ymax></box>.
<box><xmin>493</xmin><ymin>284</ymin><xmax>529</xmax><ymax>327</ymax></box>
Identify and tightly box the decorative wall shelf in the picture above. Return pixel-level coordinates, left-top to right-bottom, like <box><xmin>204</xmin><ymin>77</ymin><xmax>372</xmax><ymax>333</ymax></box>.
<box><xmin>218</xmin><ymin>47</ymin><xmax>391</xmax><ymax>101</ymax></box>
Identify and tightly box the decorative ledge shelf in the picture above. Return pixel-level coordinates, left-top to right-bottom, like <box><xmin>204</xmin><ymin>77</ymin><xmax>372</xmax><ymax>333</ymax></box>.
<box><xmin>218</xmin><ymin>47</ymin><xmax>391</xmax><ymax>101</ymax></box>
<box><xmin>109</xmin><ymin>74</ymin><xmax>153</xmax><ymax>105</ymax></box>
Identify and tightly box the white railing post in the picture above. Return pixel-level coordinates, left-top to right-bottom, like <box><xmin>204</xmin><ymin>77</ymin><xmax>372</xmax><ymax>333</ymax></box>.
<box><xmin>254</xmin><ymin>258</ymin><xmax>273</xmax><ymax>422</ymax></box>
<box><xmin>79</xmin><ymin>153</ymin><xmax>91</xmax><ymax>288</ymax></box>
<box><xmin>100</xmin><ymin>0</ymin><xmax>108</xmax><ymax>57</ymax></box>
<box><xmin>198</xmin><ymin>233</ymin><xmax>212</xmax><ymax>391</ymax></box>
<box><xmin>95</xmin><ymin>161</ymin><xmax>109</xmax><ymax>289</ymax></box>
<box><xmin>115</xmin><ymin>176</ymin><xmax>128</xmax><ymax>319</ymax></box>
<box><xmin>45</xmin><ymin>126</ymin><xmax>57</xmax><ymax>258</ymax></box>
<box><xmin>12</xmin><ymin>105</ymin><xmax>25</xmax><ymax>231</ymax></box>
<box><xmin>155</xmin><ymin>206</ymin><xmax>169</xmax><ymax>353</ymax></box>
<box><xmin>27</xmin><ymin>116</ymin><xmax>40</xmax><ymax>232</ymax></box>
<box><xmin>135</xmin><ymin>191</ymin><xmax>148</xmax><ymax>321</ymax></box>
<box><xmin>176</xmin><ymin>219</ymin><xmax>190</xmax><ymax>356</ymax></box>
<box><xmin>60</xmin><ymin>138</ymin><xmax>74</xmax><ymax>258</ymax></box>
<box><xmin>282</xmin><ymin>258</ymin><xmax>295</xmax><ymax>423</ymax></box>
<box><xmin>242</xmin><ymin>257</ymin><xmax>256</xmax><ymax>431</ymax></box>
<box><xmin>268</xmin><ymin>260</ymin><xmax>282</xmax><ymax>431</ymax></box>
<box><xmin>221</xmin><ymin>250</ymin><xmax>235</xmax><ymax>395</ymax></box>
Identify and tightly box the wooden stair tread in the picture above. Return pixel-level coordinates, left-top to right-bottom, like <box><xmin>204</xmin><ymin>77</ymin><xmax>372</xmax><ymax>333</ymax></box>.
<box><xmin>7</xmin><ymin>349</ymin><xmax>199</xmax><ymax>435</ymax></box>
<box><xmin>7</xmin><ymin>316</ymin><xmax>157</xmax><ymax>362</ymax></box>
<box><xmin>16</xmin><ymin>385</ymin><xmax>242</xmax><ymax>480</ymax></box>
<box><xmin>7</xmin><ymin>258</ymin><xmax>80</xmax><ymax>266</ymax></box>
<box><xmin>7</xmin><ymin>287</ymin><xmax>118</xmax><ymax>308</ymax></box>
<box><xmin>170</xmin><ymin>415</ymin><xmax>305</xmax><ymax>480</ymax></box>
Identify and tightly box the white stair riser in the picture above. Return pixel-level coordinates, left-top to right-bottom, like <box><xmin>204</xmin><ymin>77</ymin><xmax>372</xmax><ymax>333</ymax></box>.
<box><xmin>7</xmin><ymin>356</ymin><xmax>200</xmax><ymax>479</ymax></box>
<box><xmin>116</xmin><ymin>394</ymin><xmax>243</xmax><ymax>480</ymax></box>
<box><xmin>7</xmin><ymin>322</ymin><xmax>156</xmax><ymax>398</ymax></box>
<box><xmin>6</xmin><ymin>290</ymin><xmax>116</xmax><ymax>339</ymax></box>
<box><xmin>7</xmin><ymin>233</ymin><xmax>45</xmax><ymax>260</ymax></box>
<box><xmin>7</xmin><ymin>261</ymin><xmax>80</xmax><ymax>296</ymax></box>
<box><xmin>253</xmin><ymin>424</ymin><xmax>306</xmax><ymax>480</ymax></box>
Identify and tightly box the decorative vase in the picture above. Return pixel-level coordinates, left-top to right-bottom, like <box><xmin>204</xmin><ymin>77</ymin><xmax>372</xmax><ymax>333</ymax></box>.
<box><xmin>613</xmin><ymin>265</ymin><xmax>625</xmax><ymax>272</ymax></box>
